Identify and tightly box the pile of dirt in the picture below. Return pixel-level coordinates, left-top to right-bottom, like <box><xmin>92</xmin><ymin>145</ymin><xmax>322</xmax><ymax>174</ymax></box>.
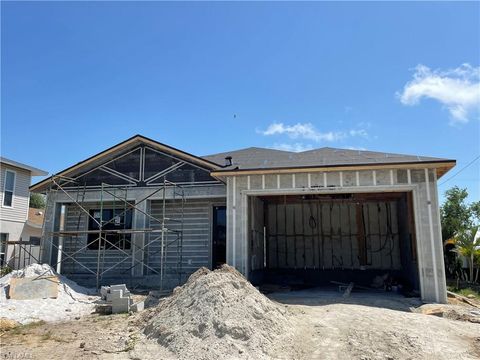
<box><xmin>143</xmin><ymin>265</ymin><xmax>292</xmax><ymax>360</ymax></box>
<box><xmin>0</xmin><ymin>264</ymin><xmax>98</xmax><ymax>324</ymax></box>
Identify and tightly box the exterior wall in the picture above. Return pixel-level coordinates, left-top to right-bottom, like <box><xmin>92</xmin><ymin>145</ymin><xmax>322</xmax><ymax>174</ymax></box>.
<box><xmin>148</xmin><ymin>198</ymin><xmax>225</xmax><ymax>283</ymax></box>
<box><xmin>225</xmin><ymin>168</ymin><xmax>447</xmax><ymax>303</ymax></box>
<box><xmin>0</xmin><ymin>220</ymin><xmax>25</xmax><ymax>263</ymax></box>
<box><xmin>0</xmin><ymin>221</ymin><xmax>41</xmax><ymax>268</ymax></box>
<box><xmin>61</xmin><ymin>201</ymin><xmax>135</xmax><ymax>277</ymax></box>
<box><xmin>40</xmin><ymin>184</ymin><xmax>226</xmax><ymax>287</ymax></box>
<box><xmin>0</xmin><ymin>164</ymin><xmax>33</xmax><ymax>267</ymax></box>
<box><xmin>0</xmin><ymin>164</ymin><xmax>31</xmax><ymax>223</ymax></box>
<box><xmin>21</xmin><ymin>224</ymin><xmax>43</xmax><ymax>241</ymax></box>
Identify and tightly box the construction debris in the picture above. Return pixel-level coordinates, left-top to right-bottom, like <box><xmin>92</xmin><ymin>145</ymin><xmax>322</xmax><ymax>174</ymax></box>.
<box><xmin>415</xmin><ymin>303</ymin><xmax>480</xmax><ymax>324</ymax></box>
<box><xmin>447</xmin><ymin>290</ymin><xmax>480</xmax><ymax>308</ymax></box>
<box><xmin>0</xmin><ymin>317</ymin><xmax>20</xmax><ymax>331</ymax></box>
<box><xmin>142</xmin><ymin>265</ymin><xmax>292</xmax><ymax>360</ymax></box>
<box><xmin>8</xmin><ymin>276</ymin><xmax>59</xmax><ymax>300</ymax></box>
<box><xmin>0</xmin><ymin>264</ymin><xmax>98</xmax><ymax>324</ymax></box>
<box><xmin>98</xmin><ymin>284</ymin><xmax>144</xmax><ymax>314</ymax></box>
<box><xmin>342</xmin><ymin>282</ymin><xmax>355</xmax><ymax>298</ymax></box>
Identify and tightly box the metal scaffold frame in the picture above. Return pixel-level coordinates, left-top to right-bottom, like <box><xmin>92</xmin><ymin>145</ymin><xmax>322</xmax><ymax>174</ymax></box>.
<box><xmin>38</xmin><ymin>175</ymin><xmax>185</xmax><ymax>290</ymax></box>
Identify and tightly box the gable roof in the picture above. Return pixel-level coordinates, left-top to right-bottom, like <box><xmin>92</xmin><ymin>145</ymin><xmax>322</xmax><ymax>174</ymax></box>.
<box><xmin>204</xmin><ymin>146</ymin><xmax>456</xmax><ymax>177</ymax></box>
<box><xmin>30</xmin><ymin>136</ymin><xmax>457</xmax><ymax>192</ymax></box>
<box><xmin>30</xmin><ymin>134</ymin><xmax>221</xmax><ymax>192</ymax></box>
<box><xmin>0</xmin><ymin>157</ymin><xmax>48</xmax><ymax>176</ymax></box>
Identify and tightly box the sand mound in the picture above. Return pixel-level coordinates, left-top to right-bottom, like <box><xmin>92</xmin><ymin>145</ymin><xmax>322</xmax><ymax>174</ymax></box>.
<box><xmin>143</xmin><ymin>265</ymin><xmax>291</xmax><ymax>359</ymax></box>
<box><xmin>0</xmin><ymin>264</ymin><xmax>98</xmax><ymax>324</ymax></box>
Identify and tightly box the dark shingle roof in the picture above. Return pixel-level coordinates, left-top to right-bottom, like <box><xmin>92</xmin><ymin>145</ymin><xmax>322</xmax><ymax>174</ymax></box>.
<box><xmin>202</xmin><ymin>147</ymin><xmax>453</xmax><ymax>171</ymax></box>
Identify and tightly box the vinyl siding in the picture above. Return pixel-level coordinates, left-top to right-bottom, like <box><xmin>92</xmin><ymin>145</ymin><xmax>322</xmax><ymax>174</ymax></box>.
<box><xmin>0</xmin><ymin>164</ymin><xmax>31</xmax><ymax>223</ymax></box>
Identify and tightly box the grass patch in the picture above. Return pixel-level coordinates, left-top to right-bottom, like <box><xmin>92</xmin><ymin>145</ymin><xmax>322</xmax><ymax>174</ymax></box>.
<box><xmin>0</xmin><ymin>266</ymin><xmax>12</xmax><ymax>277</ymax></box>
<box><xmin>40</xmin><ymin>331</ymin><xmax>52</xmax><ymax>341</ymax></box>
<box><xmin>9</xmin><ymin>320</ymin><xmax>46</xmax><ymax>335</ymax></box>
<box><xmin>40</xmin><ymin>330</ymin><xmax>69</xmax><ymax>343</ymax></box>
<box><xmin>447</xmin><ymin>285</ymin><xmax>480</xmax><ymax>299</ymax></box>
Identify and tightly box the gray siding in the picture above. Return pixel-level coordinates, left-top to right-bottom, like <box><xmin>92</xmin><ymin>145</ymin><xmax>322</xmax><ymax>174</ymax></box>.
<box><xmin>0</xmin><ymin>164</ymin><xmax>31</xmax><ymax>223</ymax></box>
<box><xmin>146</xmin><ymin>198</ymin><xmax>224</xmax><ymax>278</ymax></box>
<box><xmin>61</xmin><ymin>202</ymin><xmax>134</xmax><ymax>277</ymax></box>
<box><xmin>59</xmin><ymin>197</ymin><xmax>225</xmax><ymax>286</ymax></box>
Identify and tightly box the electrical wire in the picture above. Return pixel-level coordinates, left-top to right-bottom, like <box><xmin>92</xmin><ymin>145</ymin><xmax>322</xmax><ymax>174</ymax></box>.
<box><xmin>439</xmin><ymin>155</ymin><xmax>480</xmax><ymax>186</ymax></box>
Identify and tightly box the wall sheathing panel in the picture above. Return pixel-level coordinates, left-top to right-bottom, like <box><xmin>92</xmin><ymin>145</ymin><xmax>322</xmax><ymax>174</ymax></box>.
<box><xmin>62</xmin><ymin>202</ymin><xmax>134</xmax><ymax>276</ymax></box>
<box><xmin>326</xmin><ymin>172</ymin><xmax>341</xmax><ymax>187</ymax></box>
<box><xmin>279</xmin><ymin>174</ymin><xmax>294</xmax><ymax>189</ymax></box>
<box><xmin>294</xmin><ymin>173</ymin><xmax>309</xmax><ymax>188</ymax></box>
<box><xmin>264</xmin><ymin>175</ymin><xmax>277</xmax><ymax>190</ymax></box>
<box><xmin>148</xmin><ymin>199</ymin><xmax>224</xmax><ymax>279</ymax></box>
<box><xmin>343</xmin><ymin>171</ymin><xmax>356</xmax><ymax>187</ymax></box>
<box><xmin>376</xmin><ymin>169</ymin><xmax>391</xmax><ymax>186</ymax></box>
<box><xmin>358</xmin><ymin>171</ymin><xmax>374</xmax><ymax>186</ymax></box>
<box><xmin>310</xmin><ymin>172</ymin><xmax>324</xmax><ymax>187</ymax></box>
<box><xmin>47</xmin><ymin>182</ymin><xmax>227</xmax><ymax>287</ymax></box>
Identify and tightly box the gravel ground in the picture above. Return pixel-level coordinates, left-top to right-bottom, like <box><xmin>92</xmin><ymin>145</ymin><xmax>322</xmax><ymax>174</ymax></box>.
<box><xmin>0</xmin><ymin>264</ymin><xmax>98</xmax><ymax>324</ymax></box>
<box><xmin>1</xmin><ymin>268</ymin><xmax>479</xmax><ymax>359</ymax></box>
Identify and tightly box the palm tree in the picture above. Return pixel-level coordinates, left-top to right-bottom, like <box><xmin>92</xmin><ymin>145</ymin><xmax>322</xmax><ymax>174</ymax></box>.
<box><xmin>453</xmin><ymin>226</ymin><xmax>480</xmax><ymax>283</ymax></box>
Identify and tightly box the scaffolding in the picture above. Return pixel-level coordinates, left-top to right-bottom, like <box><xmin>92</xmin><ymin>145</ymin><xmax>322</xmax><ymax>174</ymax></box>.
<box><xmin>38</xmin><ymin>175</ymin><xmax>185</xmax><ymax>290</ymax></box>
<box><xmin>3</xmin><ymin>241</ymin><xmax>41</xmax><ymax>270</ymax></box>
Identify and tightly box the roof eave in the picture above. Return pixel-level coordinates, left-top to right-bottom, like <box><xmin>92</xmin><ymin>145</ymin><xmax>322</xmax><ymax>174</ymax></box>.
<box><xmin>0</xmin><ymin>158</ymin><xmax>48</xmax><ymax>176</ymax></box>
<box><xmin>210</xmin><ymin>160</ymin><xmax>457</xmax><ymax>178</ymax></box>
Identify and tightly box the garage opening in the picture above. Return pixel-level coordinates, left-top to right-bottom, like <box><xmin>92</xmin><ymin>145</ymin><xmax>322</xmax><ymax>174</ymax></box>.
<box><xmin>248</xmin><ymin>192</ymin><xmax>419</xmax><ymax>295</ymax></box>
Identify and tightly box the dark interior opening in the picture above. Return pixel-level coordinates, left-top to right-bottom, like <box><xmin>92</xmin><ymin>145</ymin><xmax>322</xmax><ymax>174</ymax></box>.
<box><xmin>212</xmin><ymin>205</ymin><xmax>227</xmax><ymax>268</ymax></box>
<box><xmin>248</xmin><ymin>192</ymin><xmax>419</xmax><ymax>295</ymax></box>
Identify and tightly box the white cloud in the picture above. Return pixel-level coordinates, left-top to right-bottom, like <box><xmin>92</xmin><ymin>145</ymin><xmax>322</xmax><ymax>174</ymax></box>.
<box><xmin>260</xmin><ymin>122</ymin><xmax>345</xmax><ymax>142</ymax></box>
<box><xmin>398</xmin><ymin>63</ymin><xmax>480</xmax><ymax>124</ymax></box>
<box><xmin>349</xmin><ymin>129</ymin><xmax>368</xmax><ymax>138</ymax></box>
<box><xmin>259</xmin><ymin>122</ymin><xmax>368</xmax><ymax>142</ymax></box>
<box><xmin>270</xmin><ymin>143</ymin><xmax>314</xmax><ymax>152</ymax></box>
<box><xmin>345</xmin><ymin>146</ymin><xmax>367</xmax><ymax>151</ymax></box>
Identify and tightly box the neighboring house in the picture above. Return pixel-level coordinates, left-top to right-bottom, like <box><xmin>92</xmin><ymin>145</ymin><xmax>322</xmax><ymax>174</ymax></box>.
<box><xmin>31</xmin><ymin>135</ymin><xmax>455</xmax><ymax>303</ymax></box>
<box><xmin>0</xmin><ymin>157</ymin><xmax>48</xmax><ymax>267</ymax></box>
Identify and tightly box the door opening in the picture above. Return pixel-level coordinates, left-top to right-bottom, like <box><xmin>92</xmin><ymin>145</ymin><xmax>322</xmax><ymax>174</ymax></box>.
<box><xmin>212</xmin><ymin>206</ymin><xmax>226</xmax><ymax>268</ymax></box>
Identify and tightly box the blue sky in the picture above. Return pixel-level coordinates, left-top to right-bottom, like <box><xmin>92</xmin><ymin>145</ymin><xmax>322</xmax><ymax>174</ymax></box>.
<box><xmin>1</xmin><ymin>2</ymin><xmax>479</xmax><ymax>202</ymax></box>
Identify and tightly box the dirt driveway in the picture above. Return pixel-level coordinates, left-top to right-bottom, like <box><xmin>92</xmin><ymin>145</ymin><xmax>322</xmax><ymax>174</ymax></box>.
<box><xmin>1</xmin><ymin>290</ymin><xmax>479</xmax><ymax>360</ymax></box>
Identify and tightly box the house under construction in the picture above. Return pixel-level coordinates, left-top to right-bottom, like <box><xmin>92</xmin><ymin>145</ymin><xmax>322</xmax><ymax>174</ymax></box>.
<box><xmin>30</xmin><ymin>135</ymin><xmax>456</xmax><ymax>303</ymax></box>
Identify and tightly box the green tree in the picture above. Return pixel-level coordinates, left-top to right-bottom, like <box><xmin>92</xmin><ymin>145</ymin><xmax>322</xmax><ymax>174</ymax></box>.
<box><xmin>29</xmin><ymin>193</ymin><xmax>46</xmax><ymax>209</ymax></box>
<box><xmin>440</xmin><ymin>186</ymin><xmax>479</xmax><ymax>241</ymax></box>
<box><xmin>453</xmin><ymin>226</ymin><xmax>480</xmax><ymax>283</ymax></box>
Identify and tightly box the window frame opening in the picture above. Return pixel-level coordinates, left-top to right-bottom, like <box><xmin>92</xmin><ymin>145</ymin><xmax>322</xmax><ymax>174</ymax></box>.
<box><xmin>3</xmin><ymin>170</ymin><xmax>16</xmax><ymax>207</ymax></box>
<box><xmin>87</xmin><ymin>208</ymin><xmax>133</xmax><ymax>250</ymax></box>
